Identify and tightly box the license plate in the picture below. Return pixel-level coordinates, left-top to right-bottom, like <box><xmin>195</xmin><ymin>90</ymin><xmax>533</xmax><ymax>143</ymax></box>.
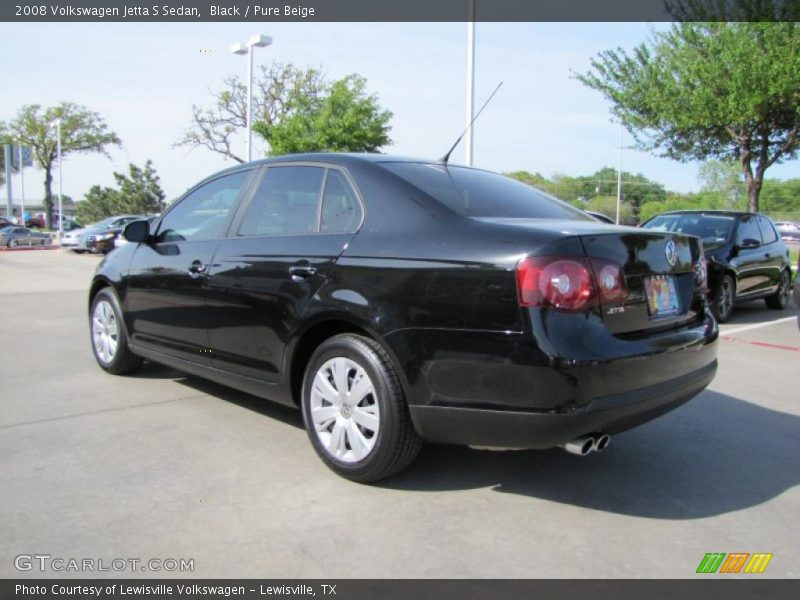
<box><xmin>644</xmin><ymin>275</ymin><xmax>680</xmax><ymax>317</ymax></box>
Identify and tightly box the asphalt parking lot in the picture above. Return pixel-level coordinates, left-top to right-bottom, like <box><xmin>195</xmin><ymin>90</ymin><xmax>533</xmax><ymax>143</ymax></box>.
<box><xmin>0</xmin><ymin>250</ymin><xmax>797</xmax><ymax>579</ymax></box>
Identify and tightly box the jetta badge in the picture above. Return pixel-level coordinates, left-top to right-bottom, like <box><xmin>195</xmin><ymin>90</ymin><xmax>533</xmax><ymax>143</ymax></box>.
<box><xmin>665</xmin><ymin>240</ymin><xmax>678</xmax><ymax>267</ymax></box>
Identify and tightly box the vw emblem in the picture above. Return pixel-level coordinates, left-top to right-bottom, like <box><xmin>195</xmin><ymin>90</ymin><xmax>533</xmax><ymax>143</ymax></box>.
<box><xmin>665</xmin><ymin>240</ymin><xmax>678</xmax><ymax>267</ymax></box>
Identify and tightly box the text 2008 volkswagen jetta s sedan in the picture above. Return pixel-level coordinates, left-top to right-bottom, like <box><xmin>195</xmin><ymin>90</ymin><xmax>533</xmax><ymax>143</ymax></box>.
<box><xmin>88</xmin><ymin>154</ymin><xmax>718</xmax><ymax>482</ymax></box>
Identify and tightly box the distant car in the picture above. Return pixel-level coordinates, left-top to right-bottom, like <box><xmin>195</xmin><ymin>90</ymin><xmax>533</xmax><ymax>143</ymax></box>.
<box><xmin>774</xmin><ymin>221</ymin><xmax>800</xmax><ymax>242</ymax></box>
<box><xmin>0</xmin><ymin>226</ymin><xmax>52</xmax><ymax>248</ymax></box>
<box><xmin>0</xmin><ymin>217</ymin><xmax>15</xmax><ymax>228</ymax></box>
<box><xmin>794</xmin><ymin>255</ymin><xmax>800</xmax><ymax>331</ymax></box>
<box><xmin>586</xmin><ymin>210</ymin><xmax>615</xmax><ymax>224</ymax></box>
<box><xmin>64</xmin><ymin>215</ymin><xmax>145</xmax><ymax>254</ymax></box>
<box><xmin>642</xmin><ymin>210</ymin><xmax>792</xmax><ymax>322</ymax></box>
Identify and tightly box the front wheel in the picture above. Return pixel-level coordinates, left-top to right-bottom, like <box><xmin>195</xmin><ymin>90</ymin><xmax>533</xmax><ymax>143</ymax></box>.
<box><xmin>765</xmin><ymin>270</ymin><xmax>791</xmax><ymax>310</ymax></box>
<box><xmin>301</xmin><ymin>334</ymin><xmax>422</xmax><ymax>483</ymax></box>
<box><xmin>90</xmin><ymin>288</ymin><xmax>143</xmax><ymax>375</ymax></box>
<box><xmin>7</xmin><ymin>239</ymin><xmax>17</xmax><ymax>248</ymax></box>
<box><xmin>712</xmin><ymin>274</ymin><xmax>735</xmax><ymax>323</ymax></box>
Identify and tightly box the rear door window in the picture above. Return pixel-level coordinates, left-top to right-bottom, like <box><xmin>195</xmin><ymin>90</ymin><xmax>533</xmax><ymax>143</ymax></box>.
<box><xmin>238</xmin><ymin>166</ymin><xmax>325</xmax><ymax>237</ymax></box>
<box><xmin>321</xmin><ymin>170</ymin><xmax>362</xmax><ymax>233</ymax></box>
<box><xmin>757</xmin><ymin>216</ymin><xmax>779</xmax><ymax>245</ymax></box>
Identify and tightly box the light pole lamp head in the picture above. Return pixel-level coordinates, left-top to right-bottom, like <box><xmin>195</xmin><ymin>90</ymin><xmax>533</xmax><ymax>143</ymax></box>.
<box><xmin>230</xmin><ymin>42</ymin><xmax>248</xmax><ymax>55</ymax></box>
<box><xmin>248</xmin><ymin>34</ymin><xmax>272</xmax><ymax>48</ymax></box>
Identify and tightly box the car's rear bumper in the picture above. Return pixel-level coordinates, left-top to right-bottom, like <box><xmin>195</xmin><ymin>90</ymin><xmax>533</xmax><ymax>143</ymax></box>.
<box><xmin>410</xmin><ymin>360</ymin><xmax>715</xmax><ymax>448</ymax></box>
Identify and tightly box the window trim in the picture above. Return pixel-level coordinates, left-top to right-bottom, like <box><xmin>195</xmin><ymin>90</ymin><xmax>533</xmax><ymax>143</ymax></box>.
<box><xmin>153</xmin><ymin>166</ymin><xmax>258</xmax><ymax>244</ymax></box>
<box><xmin>229</xmin><ymin>161</ymin><xmax>366</xmax><ymax>239</ymax></box>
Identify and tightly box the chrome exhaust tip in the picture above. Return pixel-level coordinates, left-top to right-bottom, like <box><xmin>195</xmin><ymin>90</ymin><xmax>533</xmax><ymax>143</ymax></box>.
<box><xmin>560</xmin><ymin>436</ymin><xmax>595</xmax><ymax>456</ymax></box>
<box><xmin>593</xmin><ymin>433</ymin><xmax>611</xmax><ymax>452</ymax></box>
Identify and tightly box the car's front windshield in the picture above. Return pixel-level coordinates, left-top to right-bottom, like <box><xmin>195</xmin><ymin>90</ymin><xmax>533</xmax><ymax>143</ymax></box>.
<box><xmin>642</xmin><ymin>213</ymin><xmax>735</xmax><ymax>245</ymax></box>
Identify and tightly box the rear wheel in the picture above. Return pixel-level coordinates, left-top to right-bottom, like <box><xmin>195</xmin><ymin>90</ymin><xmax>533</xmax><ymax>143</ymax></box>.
<box><xmin>301</xmin><ymin>334</ymin><xmax>422</xmax><ymax>483</ymax></box>
<box><xmin>765</xmin><ymin>270</ymin><xmax>791</xmax><ymax>310</ymax></box>
<box><xmin>712</xmin><ymin>274</ymin><xmax>735</xmax><ymax>323</ymax></box>
<box><xmin>90</xmin><ymin>288</ymin><xmax>143</xmax><ymax>375</ymax></box>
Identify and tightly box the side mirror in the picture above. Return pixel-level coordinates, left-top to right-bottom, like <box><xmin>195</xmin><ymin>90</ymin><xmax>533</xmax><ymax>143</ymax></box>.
<box><xmin>124</xmin><ymin>220</ymin><xmax>150</xmax><ymax>243</ymax></box>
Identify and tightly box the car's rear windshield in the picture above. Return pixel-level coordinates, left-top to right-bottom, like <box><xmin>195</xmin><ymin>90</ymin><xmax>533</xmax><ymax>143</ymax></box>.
<box><xmin>381</xmin><ymin>162</ymin><xmax>594</xmax><ymax>220</ymax></box>
<box><xmin>642</xmin><ymin>213</ymin><xmax>735</xmax><ymax>245</ymax></box>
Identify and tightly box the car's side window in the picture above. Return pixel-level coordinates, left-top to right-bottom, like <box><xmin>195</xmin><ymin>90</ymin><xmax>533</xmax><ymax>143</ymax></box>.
<box><xmin>757</xmin><ymin>216</ymin><xmax>779</xmax><ymax>245</ymax></box>
<box><xmin>735</xmin><ymin>216</ymin><xmax>763</xmax><ymax>247</ymax></box>
<box><xmin>321</xmin><ymin>170</ymin><xmax>362</xmax><ymax>233</ymax></box>
<box><xmin>157</xmin><ymin>170</ymin><xmax>252</xmax><ymax>243</ymax></box>
<box><xmin>238</xmin><ymin>166</ymin><xmax>325</xmax><ymax>237</ymax></box>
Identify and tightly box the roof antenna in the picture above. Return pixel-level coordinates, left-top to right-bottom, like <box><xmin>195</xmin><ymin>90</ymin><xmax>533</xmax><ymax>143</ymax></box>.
<box><xmin>440</xmin><ymin>81</ymin><xmax>503</xmax><ymax>164</ymax></box>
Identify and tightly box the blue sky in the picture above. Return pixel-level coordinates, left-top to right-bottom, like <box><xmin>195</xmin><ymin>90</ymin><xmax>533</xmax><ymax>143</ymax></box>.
<box><xmin>1</xmin><ymin>21</ymin><xmax>798</xmax><ymax>205</ymax></box>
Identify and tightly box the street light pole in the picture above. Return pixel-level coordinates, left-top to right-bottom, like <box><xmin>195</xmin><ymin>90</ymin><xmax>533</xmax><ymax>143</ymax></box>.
<box><xmin>17</xmin><ymin>143</ymin><xmax>25</xmax><ymax>227</ymax></box>
<box><xmin>53</xmin><ymin>118</ymin><xmax>63</xmax><ymax>234</ymax></box>
<box><xmin>616</xmin><ymin>121</ymin><xmax>623</xmax><ymax>225</ymax></box>
<box><xmin>465</xmin><ymin>0</ymin><xmax>476</xmax><ymax>166</ymax></box>
<box><xmin>231</xmin><ymin>34</ymin><xmax>272</xmax><ymax>162</ymax></box>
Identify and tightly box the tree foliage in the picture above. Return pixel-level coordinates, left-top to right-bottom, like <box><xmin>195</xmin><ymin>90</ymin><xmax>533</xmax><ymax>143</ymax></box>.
<box><xmin>175</xmin><ymin>62</ymin><xmax>326</xmax><ymax>163</ymax></box>
<box><xmin>77</xmin><ymin>160</ymin><xmax>165</xmax><ymax>223</ymax></box>
<box><xmin>577</xmin><ymin>16</ymin><xmax>800</xmax><ymax>212</ymax></box>
<box><xmin>1</xmin><ymin>102</ymin><xmax>120</xmax><ymax>227</ymax></box>
<box><xmin>254</xmin><ymin>75</ymin><xmax>393</xmax><ymax>156</ymax></box>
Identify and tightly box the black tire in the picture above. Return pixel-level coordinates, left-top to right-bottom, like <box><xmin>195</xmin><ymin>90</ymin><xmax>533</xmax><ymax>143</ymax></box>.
<box><xmin>89</xmin><ymin>288</ymin><xmax>143</xmax><ymax>375</ymax></box>
<box><xmin>765</xmin><ymin>269</ymin><xmax>791</xmax><ymax>310</ymax></box>
<box><xmin>7</xmin><ymin>239</ymin><xmax>16</xmax><ymax>248</ymax></box>
<box><xmin>712</xmin><ymin>274</ymin><xmax>735</xmax><ymax>323</ymax></box>
<box><xmin>301</xmin><ymin>333</ymin><xmax>422</xmax><ymax>483</ymax></box>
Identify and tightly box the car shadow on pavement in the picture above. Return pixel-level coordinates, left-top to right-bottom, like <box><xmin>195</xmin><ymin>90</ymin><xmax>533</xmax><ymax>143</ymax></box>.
<box><xmin>383</xmin><ymin>390</ymin><xmax>800</xmax><ymax>520</ymax></box>
<box><xmin>134</xmin><ymin>361</ymin><xmax>305</xmax><ymax>431</ymax></box>
<box><xmin>722</xmin><ymin>301</ymin><xmax>796</xmax><ymax>326</ymax></box>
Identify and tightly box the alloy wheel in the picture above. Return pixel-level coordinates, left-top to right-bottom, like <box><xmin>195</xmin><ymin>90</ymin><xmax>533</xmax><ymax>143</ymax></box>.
<box><xmin>92</xmin><ymin>300</ymin><xmax>119</xmax><ymax>364</ymax></box>
<box><xmin>309</xmin><ymin>357</ymin><xmax>380</xmax><ymax>463</ymax></box>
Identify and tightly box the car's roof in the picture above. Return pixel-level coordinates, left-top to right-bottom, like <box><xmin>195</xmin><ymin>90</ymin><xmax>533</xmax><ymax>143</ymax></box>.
<box><xmin>655</xmin><ymin>210</ymin><xmax>753</xmax><ymax>217</ymax></box>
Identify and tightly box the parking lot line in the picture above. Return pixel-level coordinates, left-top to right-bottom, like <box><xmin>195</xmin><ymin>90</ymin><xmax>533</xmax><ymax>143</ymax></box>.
<box><xmin>721</xmin><ymin>316</ymin><xmax>797</xmax><ymax>336</ymax></box>
<box><xmin>721</xmin><ymin>336</ymin><xmax>800</xmax><ymax>353</ymax></box>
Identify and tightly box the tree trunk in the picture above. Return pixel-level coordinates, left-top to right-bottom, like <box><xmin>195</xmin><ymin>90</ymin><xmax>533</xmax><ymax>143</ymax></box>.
<box><xmin>43</xmin><ymin>166</ymin><xmax>53</xmax><ymax>229</ymax></box>
<box><xmin>739</xmin><ymin>146</ymin><xmax>761</xmax><ymax>213</ymax></box>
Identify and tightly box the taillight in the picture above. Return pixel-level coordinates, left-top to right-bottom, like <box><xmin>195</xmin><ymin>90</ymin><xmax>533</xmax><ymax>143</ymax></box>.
<box><xmin>516</xmin><ymin>256</ymin><xmax>628</xmax><ymax>311</ymax></box>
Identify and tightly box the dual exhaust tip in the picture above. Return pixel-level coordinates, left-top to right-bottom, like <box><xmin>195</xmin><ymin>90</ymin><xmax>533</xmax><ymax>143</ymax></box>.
<box><xmin>560</xmin><ymin>433</ymin><xmax>611</xmax><ymax>456</ymax></box>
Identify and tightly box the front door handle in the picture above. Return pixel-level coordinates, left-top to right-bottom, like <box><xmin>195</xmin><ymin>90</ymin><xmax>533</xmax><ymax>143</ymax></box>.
<box><xmin>188</xmin><ymin>260</ymin><xmax>208</xmax><ymax>278</ymax></box>
<box><xmin>288</xmin><ymin>265</ymin><xmax>317</xmax><ymax>282</ymax></box>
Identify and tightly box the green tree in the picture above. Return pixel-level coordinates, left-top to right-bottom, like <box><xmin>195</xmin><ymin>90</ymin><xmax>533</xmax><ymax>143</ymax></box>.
<box><xmin>1</xmin><ymin>102</ymin><xmax>120</xmax><ymax>227</ymax></box>
<box><xmin>697</xmin><ymin>159</ymin><xmax>746</xmax><ymax>210</ymax></box>
<box><xmin>113</xmin><ymin>160</ymin><xmax>165</xmax><ymax>215</ymax></box>
<box><xmin>76</xmin><ymin>161</ymin><xmax>165</xmax><ymax>223</ymax></box>
<box><xmin>577</xmin><ymin>17</ymin><xmax>800</xmax><ymax>213</ymax></box>
<box><xmin>175</xmin><ymin>62</ymin><xmax>326</xmax><ymax>163</ymax></box>
<box><xmin>76</xmin><ymin>185</ymin><xmax>119</xmax><ymax>224</ymax></box>
<box><xmin>255</xmin><ymin>75</ymin><xmax>393</xmax><ymax>155</ymax></box>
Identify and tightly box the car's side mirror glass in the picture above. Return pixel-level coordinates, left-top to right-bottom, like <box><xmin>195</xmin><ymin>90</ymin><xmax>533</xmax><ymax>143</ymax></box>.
<box><xmin>124</xmin><ymin>220</ymin><xmax>150</xmax><ymax>243</ymax></box>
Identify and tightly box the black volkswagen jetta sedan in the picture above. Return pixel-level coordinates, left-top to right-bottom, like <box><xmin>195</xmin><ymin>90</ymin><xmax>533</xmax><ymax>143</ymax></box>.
<box><xmin>89</xmin><ymin>154</ymin><xmax>718</xmax><ymax>482</ymax></box>
<box><xmin>641</xmin><ymin>210</ymin><xmax>793</xmax><ymax>322</ymax></box>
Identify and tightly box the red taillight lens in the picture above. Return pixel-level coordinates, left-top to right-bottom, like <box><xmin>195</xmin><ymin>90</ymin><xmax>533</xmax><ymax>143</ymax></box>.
<box><xmin>516</xmin><ymin>257</ymin><xmax>596</xmax><ymax>310</ymax></box>
<box><xmin>589</xmin><ymin>259</ymin><xmax>628</xmax><ymax>303</ymax></box>
<box><xmin>516</xmin><ymin>256</ymin><xmax>629</xmax><ymax>311</ymax></box>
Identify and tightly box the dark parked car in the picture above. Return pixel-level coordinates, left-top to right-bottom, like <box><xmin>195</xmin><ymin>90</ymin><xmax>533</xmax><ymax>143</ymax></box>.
<box><xmin>642</xmin><ymin>211</ymin><xmax>792</xmax><ymax>322</ymax></box>
<box><xmin>0</xmin><ymin>226</ymin><xmax>52</xmax><ymax>248</ymax></box>
<box><xmin>89</xmin><ymin>154</ymin><xmax>718</xmax><ymax>482</ymax></box>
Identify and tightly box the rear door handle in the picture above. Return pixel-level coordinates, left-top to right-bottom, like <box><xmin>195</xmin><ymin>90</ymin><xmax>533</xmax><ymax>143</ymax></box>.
<box><xmin>288</xmin><ymin>265</ymin><xmax>317</xmax><ymax>282</ymax></box>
